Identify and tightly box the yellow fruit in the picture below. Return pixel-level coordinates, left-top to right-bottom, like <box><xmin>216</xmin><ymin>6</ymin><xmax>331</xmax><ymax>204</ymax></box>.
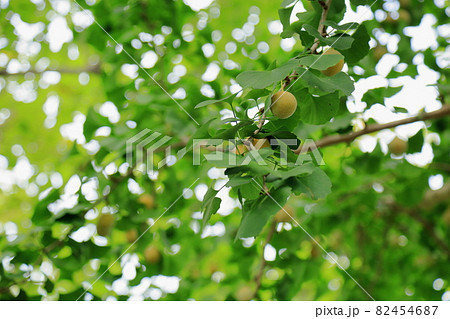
<box><xmin>270</xmin><ymin>91</ymin><xmax>297</xmax><ymax>119</ymax></box>
<box><xmin>274</xmin><ymin>205</ymin><xmax>295</xmax><ymax>223</ymax></box>
<box><xmin>311</xmin><ymin>244</ymin><xmax>320</xmax><ymax>259</ymax></box>
<box><xmin>398</xmin><ymin>9</ymin><xmax>411</xmax><ymax>24</ymax></box>
<box><xmin>235</xmin><ymin>285</ymin><xmax>254</xmax><ymax>301</ymax></box>
<box><xmin>385</xmin><ymin>14</ymin><xmax>396</xmax><ymax>24</ymax></box>
<box><xmin>96</xmin><ymin>214</ymin><xmax>115</xmax><ymax>237</ymax></box>
<box><xmin>144</xmin><ymin>245</ymin><xmax>161</xmax><ymax>264</ymax></box>
<box><xmin>209</xmin><ymin>262</ymin><xmax>219</xmax><ymax>274</ymax></box>
<box><xmin>252</xmin><ymin>138</ymin><xmax>271</xmax><ymax>150</ymax></box>
<box><xmin>125</xmin><ymin>229</ymin><xmax>138</xmax><ymax>243</ymax></box>
<box><xmin>138</xmin><ymin>194</ymin><xmax>155</xmax><ymax>209</ymax></box>
<box><xmin>399</xmin><ymin>0</ymin><xmax>410</xmax><ymax>7</ymax></box>
<box><xmin>231</xmin><ymin>138</ymin><xmax>270</xmax><ymax>155</ymax></box>
<box><xmin>231</xmin><ymin>143</ymin><xmax>249</xmax><ymax>155</ymax></box>
<box><xmin>388</xmin><ymin>137</ymin><xmax>408</xmax><ymax>156</ymax></box>
<box><xmin>321</xmin><ymin>48</ymin><xmax>344</xmax><ymax>76</ymax></box>
<box><xmin>443</xmin><ymin>207</ymin><xmax>450</xmax><ymax>226</ymax></box>
<box><xmin>373</xmin><ymin>45</ymin><xmax>387</xmax><ymax>61</ymax></box>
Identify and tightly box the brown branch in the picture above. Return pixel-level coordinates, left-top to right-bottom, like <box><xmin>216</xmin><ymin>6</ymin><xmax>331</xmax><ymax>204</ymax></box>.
<box><xmin>113</xmin><ymin>105</ymin><xmax>450</xmax><ymax>158</ymax></box>
<box><xmin>295</xmin><ymin>105</ymin><xmax>450</xmax><ymax>154</ymax></box>
<box><xmin>254</xmin><ymin>110</ymin><xmax>267</xmax><ymax>135</ymax></box>
<box><xmin>420</xmin><ymin>182</ymin><xmax>450</xmax><ymax>210</ymax></box>
<box><xmin>429</xmin><ymin>162</ymin><xmax>450</xmax><ymax>173</ymax></box>
<box><xmin>310</xmin><ymin>0</ymin><xmax>333</xmax><ymax>53</ymax></box>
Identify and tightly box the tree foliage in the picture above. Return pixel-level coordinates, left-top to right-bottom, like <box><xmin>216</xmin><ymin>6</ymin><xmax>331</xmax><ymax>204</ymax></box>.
<box><xmin>0</xmin><ymin>0</ymin><xmax>449</xmax><ymax>301</ymax></box>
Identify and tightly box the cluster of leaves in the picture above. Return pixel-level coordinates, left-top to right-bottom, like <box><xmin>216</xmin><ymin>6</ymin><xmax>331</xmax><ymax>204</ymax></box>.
<box><xmin>0</xmin><ymin>0</ymin><xmax>449</xmax><ymax>301</ymax></box>
<box><xmin>194</xmin><ymin>0</ymin><xmax>373</xmax><ymax>238</ymax></box>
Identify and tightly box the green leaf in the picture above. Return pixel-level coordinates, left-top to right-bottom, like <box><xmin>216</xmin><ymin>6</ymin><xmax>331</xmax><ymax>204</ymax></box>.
<box><xmin>325</xmin><ymin>35</ymin><xmax>355</xmax><ymax>50</ymax></box>
<box><xmin>408</xmin><ymin>129</ymin><xmax>424</xmax><ymax>154</ymax></box>
<box><xmin>361</xmin><ymin>86</ymin><xmax>402</xmax><ymax>106</ymax></box>
<box><xmin>242</xmin><ymin>88</ymin><xmax>271</xmax><ymax>101</ymax></box>
<box><xmin>202</xmin><ymin>197</ymin><xmax>221</xmax><ymax>228</ymax></box>
<box><xmin>349</xmin><ymin>0</ymin><xmax>370</xmax><ymax>6</ymax></box>
<box><xmin>299</xmin><ymin>30</ymin><xmax>315</xmax><ymax>48</ymax></box>
<box><xmin>186</xmin><ymin>118</ymin><xmax>216</xmax><ymax>147</ymax></box>
<box><xmin>212</xmin><ymin>120</ymin><xmax>252</xmax><ymax>139</ymax></box>
<box><xmin>54</xmin><ymin>203</ymin><xmax>92</xmax><ymax>221</ymax></box>
<box><xmin>297</xmin><ymin>89</ymin><xmax>340</xmax><ymax>124</ymax></box>
<box><xmin>194</xmin><ymin>93</ymin><xmax>237</xmax><ymax>109</ymax></box>
<box><xmin>295</xmin><ymin>68</ymin><xmax>355</xmax><ymax>96</ymax></box>
<box><xmin>340</xmin><ymin>24</ymin><xmax>370</xmax><ymax>63</ymax></box>
<box><xmin>83</xmin><ymin>107</ymin><xmax>110</xmax><ymax>141</ymax></box>
<box><xmin>278</xmin><ymin>7</ymin><xmax>294</xmax><ymax>30</ymax></box>
<box><xmin>303</xmin><ymin>24</ymin><xmax>354</xmax><ymax>50</ymax></box>
<box><xmin>236</xmin><ymin>186</ymin><xmax>291</xmax><ymax>238</ymax></box>
<box><xmin>281</xmin><ymin>0</ymin><xmax>298</xmax><ymax>7</ymax></box>
<box><xmin>296</xmin><ymin>11</ymin><xmax>316</xmax><ymax>25</ymax></box>
<box><xmin>394</xmin><ymin>106</ymin><xmax>409</xmax><ymax>113</ymax></box>
<box><xmin>201</xmin><ymin>186</ymin><xmax>221</xmax><ymax>227</ymax></box>
<box><xmin>298</xmin><ymin>54</ymin><xmax>345</xmax><ymax>71</ymax></box>
<box><xmin>289</xmin><ymin>168</ymin><xmax>331</xmax><ymax>199</ymax></box>
<box><xmin>323</xmin><ymin>21</ymin><xmax>359</xmax><ymax>30</ymax></box>
<box><xmin>236</xmin><ymin>60</ymin><xmax>298</xmax><ymax>89</ymax></box>
<box><xmin>32</xmin><ymin>189</ymin><xmax>60</xmax><ymax>226</ymax></box>
<box><xmin>267</xmin><ymin>163</ymin><xmax>315</xmax><ymax>181</ymax></box>
<box><xmin>225</xmin><ymin>176</ymin><xmax>253</xmax><ymax>187</ymax></box>
<box><xmin>237</xmin><ymin>177</ymin><xmax>263</xmax><ymax>200</ymax></box>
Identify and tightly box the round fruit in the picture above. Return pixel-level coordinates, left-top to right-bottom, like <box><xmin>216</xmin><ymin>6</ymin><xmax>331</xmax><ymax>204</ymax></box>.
<box><xmin>388</xmin><ymin>137</ymin><xmax>408</xmax><ymax>156</ymax></box>
<box><xmin>231</xmin><ymin>143</ymin><xmax>249</xmax><ymax>155</ymax></box>
<box><xmin>231</xmin><ymin>138</ymin><xmax>270</xmax><ymax>155</ymax></box>
<box><xmin>399</xmin><ymin>0</ymin><xmax>411</xmax><ymax>7</ymax></box>
<box><xmin>96</xmin><ymin>214</ymin><xmax>115</xmax><ymax>237</ymax></box>
<box><xmin>373</xmin><ymin>45</ymin><xmax>387</xmax><ymax>61</ymax></box>
<box><xmin>270</xmin><ymin>91</ymin><xmax>297</xmax><ymax>119</ymax></box>
<box><xmin>274</xmin><ymin>205</ymin><xmax>295</xmax><ymax>223</ymax></box>
<box><xmin>144</xmin><ymin>245</ymin><xmax>161</xmax><ymax>264</ymax></box>
<box><xmin>442</xmin><ymin>207</ymin><xmax>450</xmax><ymax>226</ymax></box>
<box><xmin>398</xmin><ymin>9</ymin><xmax>411</xmax><ymax>24</ymax></box>
<box><xmin>235</xmin><ymin>285</ymin><xmax>254</xmax><ymax>301</ymax></box>
<box><xmin>125</xmin><ymin>229</ymin><xmax>138</xmax><ymax>243</ymax></box>
<box><xmin>385</xmin><ymin>14</ymin><xmax>396</xmax><ymax>24</ymax></box>
<box><xmin>251</xmin><ymin>138</ymin><xmax>271</xmax><ymax>150</ymax></box>
<box><xmin>321</xmin><ymin>48</ymin><xmax>344</xmax><ymax>76</ymax></box>
<box><xmin>138</xmin><ymin>194</ymin><xmax>155</xmax><ymax>209</ymax></box>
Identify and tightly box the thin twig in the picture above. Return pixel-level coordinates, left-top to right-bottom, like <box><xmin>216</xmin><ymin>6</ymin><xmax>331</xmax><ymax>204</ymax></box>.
<box><xmin>310</xmin><ymin>0</ymin><xmax>333</xmax><ymax>54</ymax></box>
<box><xmin>254</xmin><ymin>111</ymin><xmax>267</xmax><ymax>135</ymax></box>
<box><xmin>295</xmin><ymin>105</ymin><xmax>450</xmax><ymax>154</ymax></box>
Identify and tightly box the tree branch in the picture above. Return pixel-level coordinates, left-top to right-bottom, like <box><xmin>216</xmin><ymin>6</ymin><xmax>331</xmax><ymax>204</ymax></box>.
<box><xmin>126</xmin><ymin>105</ymin><xmax>450</xmax><ymax>157</ymax></box>
<box><xmin>254</xmin><ymin>108</ymin><xmax>267</xmax><ymax>135</ymax></box>
<box><xmin>295</xmin><ymin>105</ymin><xmax>450</xmax><ymax>154</ymax></box>
<box><xmin>310</xmin><ymin>0</ymin><xmax>333</xmax><ymax>53</ymax></box>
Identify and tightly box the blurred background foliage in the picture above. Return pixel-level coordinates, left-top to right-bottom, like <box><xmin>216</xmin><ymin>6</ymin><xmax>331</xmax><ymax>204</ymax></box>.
<box><xmin>0</xmin><ymin>0</ymin><xmax>449</xmax><ymax>300</ymax></box>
